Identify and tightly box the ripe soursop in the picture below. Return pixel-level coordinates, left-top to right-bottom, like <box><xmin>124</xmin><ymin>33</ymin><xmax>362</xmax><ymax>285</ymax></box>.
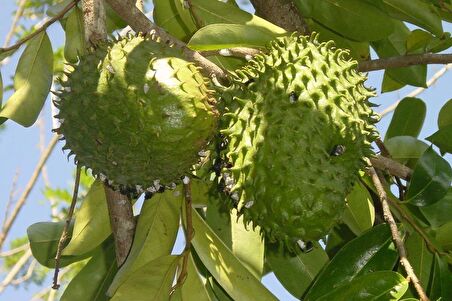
<box><xmin>219</xmin><ymin>34</ymin><xmax>379</xmax><ymax>247</ymax></box>
<box><xmin>54</xmin><ymin>35</ymin><xmax>218</xmax><ymax>187</ymax></box>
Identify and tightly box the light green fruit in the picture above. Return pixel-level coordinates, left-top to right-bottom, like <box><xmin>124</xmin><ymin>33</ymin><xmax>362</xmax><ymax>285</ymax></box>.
<box><xmin>220</xmin><ymin>34</ymin><xmax>379</xmax><ymax>248</ymax></box>
<box><xmin>55</xmin><ymin>35</ymin><xmax>218</xmax><ymax>186</ymax></box>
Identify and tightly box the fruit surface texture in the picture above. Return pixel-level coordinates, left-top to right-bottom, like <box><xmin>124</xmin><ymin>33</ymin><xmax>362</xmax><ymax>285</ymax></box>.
<box><xmin>220</xmin><ymin>34</ymin><xmax>378</xmax><ymax>246</ymax></box>
<box><xmin>55</xmin><ymin>35</ymin><xmax>217</xmax><ymax>186</ymax></box>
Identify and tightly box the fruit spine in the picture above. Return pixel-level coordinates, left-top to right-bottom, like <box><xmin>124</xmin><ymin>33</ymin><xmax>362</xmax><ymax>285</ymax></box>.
<box><xmin>54</xmin><ymin>34</ymin><xmax>218</xmax><ymax>187</ymax></box>
<box><xmin>219</xmin><ymin>34</ymin><xmax>379</xmax><ymax>248</ymax></box>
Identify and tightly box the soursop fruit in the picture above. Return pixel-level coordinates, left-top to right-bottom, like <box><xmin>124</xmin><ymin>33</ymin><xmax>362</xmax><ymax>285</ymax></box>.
<box><xmin>54</xmin><ymin>35</ymin><xmax>218</xmax><ymax>187</ymax></box>
<box><xmin>219</xmin><ymin>34</ymin><xmax>379</xmax><ymax>247</ymax></box>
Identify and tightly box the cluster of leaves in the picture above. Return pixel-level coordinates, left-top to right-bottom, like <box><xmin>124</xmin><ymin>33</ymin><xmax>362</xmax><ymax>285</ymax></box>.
<box><xmin>1</xmin><ymin>0</ymin><xmax>452</xmax><ymax>300</ymax></box>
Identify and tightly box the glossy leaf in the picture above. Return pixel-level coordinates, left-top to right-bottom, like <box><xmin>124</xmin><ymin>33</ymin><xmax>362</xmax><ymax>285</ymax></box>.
<box><xmin>426</xmin><ymin>124</ymin><xmax>452</xmax><ymax>154</ymax></box>
<box><xmin>0</xmin><ymin>32</ymin><xmax>53</xmax><ymax>127</ymax></box>
<box><xmin>406</xmin><ymin>29</ymin><xmax>434</xmax><ymax>52</ymax></box>
<box><xmin>27</xmin><ymin>221</ymin><xmax>90</xmax><ymax>268</ymax></box>
<box><xmin>382</xmin><ymin>72</ymin><xmax>406</xmax><ymax>93</ymax></box>
<box><xmin>231</xmin><ymin>209</ymin><xmax>264</xmax><ymax>278</ymax></box>
<box><xmin>384</xmin><ymin>97</ymin><xmax>426</xmax><ymax>141</ymax></box>
<box><xmin>382</xmin><ymin>0</ymin><xmax>443</xmax><ymax>36</ymax></box>
<box><xmin>110</xmin><ymin>255</ymin><xmax>181</xmax><ymax>301</ymax></box>
<box><xmin>63</xmin><ymin>180</ymin><xmax>110</xmax><ymax>256</ymax></box>
<box><xmin>385</xmin><ymin>136</ymin><xmax>429</xmax><ymax>164</ymax></box>
<box><xmin>405</xmin><ymin>147</ymin><xmax>452</xmax><ymax>206</ymax></box>
<box><xmin>192</xmin><ymin>209</ymin><xmax>278</xmax><ymax>301</ymax></box>
<box><xmin>0</xmin><ymin>48</ymin><xmax>17</xmax><ymax>63</ymax></box>
<box><xmin>190</xmin><ymin>0</ymin><xmax>285</xmax><ymax>35</ymax></box>
<box><xmin>305</xmin><ymin>224</ymin><xmax>397</xmax><ymax>301</ymax></box>
<box><xmin>343</xmin><ymin>181</ymin><xmax>375</xmax><ymax>235</ymax></box>
<box><xmin>294</xmin><ymin>0</ymin><xmax>394</xmax><ymax>41</ymax></box>
<box><xmin>420</xmin><ymin>188</ymin><xmax>452</xmax><ymax>228</ymax></box>
<box><xmin>64</xmin><ymin>7</ymin><xmax>85</xmax><ymax>63</ymax></box>
<box><xmin>306</xmin><ymin>18</ymin><xmax>370</xmax><ymax>60</ymax></box>
<box><xmin>188</xmin><ymin>23</ymin><xmax>280</xmax><ymax>50</ymax></box>
<box><xmin>153</xmin><ymin>0</ymin><xmax>197</xmax><ymax>41</ymax></box>
<box><xmin>107</xmin><ymin>188</ymin><xmax>182</xmax><ymax>296</ymax></box>
<box><xmin>372</xmin><ymin>22</ymin><xmax>427</xmax><ymax>88</ymax></box>
<box><xmin>61</xmin><ymin>238</ymin><xmax>117</xmax><ymax>301</ymax></box>
<box><xmin>438</xmin><ymin>99</ymin><xmax>452</xmax><ymax>128</ymax></box>
<box><xmin>266</xmin><ymin>242</ymin><xmax>329</xmax><ymax>298</ymax></box>
<box><xmin>401</xmin><ymin>232</ymin><xmax>434</xmax><ymax>298</ymax></box>
<box><xmin>435</xmin><ymin>221</ymin><xmax>452</xmax><ymax>251</ymax></box>
<box><xmin>435</xmin><ymin>254</ymin><xmax>452</xmax><ymax>298</ymax></box>
<box><xmin>315</xmin><ymin>271</ymin><xmax>408</xmax><ymax>301</ymax></box>
<box><xmin>325</xmin><ymin>224</ymin><xmax>357</xmax><ymax>257</ymax></box>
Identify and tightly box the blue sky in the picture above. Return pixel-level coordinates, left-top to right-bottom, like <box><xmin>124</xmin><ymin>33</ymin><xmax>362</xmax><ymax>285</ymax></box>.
<box><xmin>0</xmin><ymin>1</ymin><xmax>451</xmax><ymax>300</ymax></box>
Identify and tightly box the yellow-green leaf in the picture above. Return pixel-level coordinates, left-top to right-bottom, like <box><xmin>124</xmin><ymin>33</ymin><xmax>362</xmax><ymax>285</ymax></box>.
<box><xmin>64</xmin><ymin>7</ymin><xmax>85</xmax><ymax>63</ymax></box>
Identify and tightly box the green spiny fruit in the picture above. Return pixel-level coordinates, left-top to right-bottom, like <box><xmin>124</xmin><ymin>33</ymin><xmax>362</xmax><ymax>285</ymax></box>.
<box><xmin>219</xmin><ymin>34</ymin><xmax>379</xmax><ymax>248</ymax></box>
<box><xmin>54</xmin><ymin>35</ymin><xmax>218</xmax><ymax>187</ymax></box>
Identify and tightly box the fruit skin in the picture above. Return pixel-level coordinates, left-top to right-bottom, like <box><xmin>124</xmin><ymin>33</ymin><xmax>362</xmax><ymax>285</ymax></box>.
<box><xmin>54</xmin><ymin>35</ymin><xmax>218</xmax><ymax>187</ymax></box>
<box><xmin>219</xmin><ymin>34</ymin><xmax>379</xmax><ymax>248</ymax></box>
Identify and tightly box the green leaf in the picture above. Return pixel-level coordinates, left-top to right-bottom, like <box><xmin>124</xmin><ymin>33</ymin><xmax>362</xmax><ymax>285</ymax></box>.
<box><xmin>438</xmin><ymin>99</ymin><xmax>452</xmax><ymax>128</ymax></box>
<box><xmin>406</xmin><ymin>29</ymin><xmax>435</xmax><ymax>52</ymax></box>
<box><xmin>190</xmin><ymin>0</ymin><xmax>285</xmax><ymax>35</ymax></box>
<box><xmin>435</xmin><ymin>221</ymin><xmax>452</xmax><ymax>251</ymax></box>
<box><xmin>61</xmin><ymin>238</ymin><xmax>117</xmax><ymax>301</ymax></box>
<box><xmin>266</xmin><ymin>242</ymin><xmax>329</xmax><ymax>298</ymax></box>
<box><xmin>231</xmin><ymin>209</ymin><xmax>264</xmax><ymax>278</ymax></box>
<box><xmin>0</xmin><ymin>48</ymin><xmax>18</xmax><ymax>63</ymax></box>
<box><xmin>294</xmin><ymin>0</ymin><xmax>394</xmax><ymax>41</ymax></box>
<box><xmin>192</xmin><ymin>209</ymin><xmax>277</xmax><ymax>301</ymax></box>
<box><xmin>385</xmin><ymin>136</ymin><xmax>429</xmax><ymax>164</ymax></box>
<box><xmin>173</xmin><ymin>254</ymin><xmax>212</xmax><ymax>301</ymax></box>
<box><xmin>190</xmin><ymin>178</ymin><xmax>211</xmax><ymax>206</ymax></box>
<box><xmin>206</xmin><ymin>192</ymin><xmax>232</xmax><ymax>248</ymax></box>
<box><xmin>64</xmin><ymin>7</ymin><xmax>85</xmax><ymax>63</ymax></box>
<box><xmin>382</xmin><ymin>0</ymin><xmax>443</xmax><ymax>36</ymax></box>
<box><xmin>27</xmin><ymin>221</ymin><xmax>90</xmax><ymax>268</ymax></box>
<box><xmin>107</xmin><ymin>188</ymin><xmax>182</xmax><ymax>296</ymax></box>
<box><xmin>153</xmin><ymin>0</ymin><xmax>198</xmax><ymax>42</ymax></box>
<box><xmin>401</xmin><ymin>232</ymin><xmax>434</xmax><ymax>298</ymax></box>
<box><xmin>435</xmin><ymin>253</ymin><xmax>452</xmax><ymax>298</ymax></box>
<box><xmin>188</xmin><ymin>23</ymin><xmax>281</xmax><ymax>50</ymax></box>
<box><xmin>372</xmin><ymin>21</ymin><xmax>427</xmax><ymax>88</ymax></box>
<box><xmin>384</xmin><ymin>97</ymin><xmax>426</xmax><ymax>141</ymax></box>
<box><xmin>62</xmin><ymin>180</ymin><xmax>110</xmax><ymax>256</ymax></box>
<box><xmin>110</xmin><ymin>255</ymin><xmax>181</xmax><ymax>301</ymax></box>
<box><xmin>405</xmin><ymin>147</ymin><xmax>452</xmax><ymax>206</ymax></box>
<box><xmin>0</xmin><ymin>32</ymin><xmax>53</xmax><ymax>127</ymax></box>
<box><xmin>382</xmin><ymin>72</ymin><xmax>406</xmax><ymax>93</ymax></box>
<box><xmin>305</xmin><ymin>18</ymin><xmax>370</xmax><ymax>60</ymax></box>
<box><xmin>305</xmin><ymin>224</ymin><xmax>398</xmax><ymax>301</ymax></box>
<box><xmin>0</xmin><ymin>71</ymin><xmax>3</xmax><ymax>106</ymax></box>
<box><xmin>315</xmin><ymin>271</ymin><xmax>408</xmax><ymax>301</ymax></box>
<box><xmin>420</xmin><ymin>188</ymin><xmax>452</xmax><ymax>228</ymax></box>
<box><xmin>426</xmin><ymin>124</ymin><xmax>452</xmax><ymax>154</ymax></box>
<box><xmin>343</xmin><ymin>181</ymin><xmax>375</xmax><ymax>235</ymax></box>
<box><xmin>105</xmin><ymin>3</ymin><xmax>127</xmax><ymax>33</ymax></box>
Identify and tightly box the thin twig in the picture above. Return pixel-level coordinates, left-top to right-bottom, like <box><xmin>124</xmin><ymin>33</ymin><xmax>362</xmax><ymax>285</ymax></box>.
<box><xmin>52</xmin><ymin>165</ymin><xmax>81</xmax><ymax>290</ymax></box>
<box><xmin>368</xmin><ymin>167</ymin><xmax>430</xmax><ymax>301</ymax></box>
<box><xmin>0</xmin><ymin>248</ymin><xmax>33</xmax><ymax>293</ymax></box>
<box><xmin>0</xmin><ymin>135</ymin><xmax>59</xmax><ymax>251</ymax></box>
<box><xmin>11</xmin><ymin>259</ymin><xmax>37</xmax><ymax>285</ymax></box>
<box><xmin>380</xmin><ymin>64</ymin><xmax>452</xmax><ymax>117</ymax></box>
<box><xmin>358</xmin><ymin>53</ymin><xmax>452</xmax><ymax>72</ymax></box>
<box><xmin>0</xmin><ymin>243</ymin><xmax>29</xmax><ymax>257</ymax></box>
<box><xmin>2</xmin><ymin>0</ymin><xmax>27</xmax><ymax>48</ymax></box>
<box><xmin>369</xmin><ymin>156</ymin><xmax>412</xmax><ymax>180</ymax></box>
<box><xmin>105</xmin><ymin>0</ymin><xmax>227</xmax><ymax>81</ymax></box>
<box><xmin>4</xmin><ymin>169</ymin><xmax>20</xmax><ymax>229</ymax></box>
<box><xmin>0</xmin><ymin>0</ymin><xmax>79</xmax><ymax>54</ymax></box>
<box><xmin>31</xmin><ymin>269</ymin><xmax>69</xmax><ymax>301</ymax></box>
<box><xmin>201</xmin><ymin>47</ymin><xmax>262</xmax><ymax>60</ymax></box>
<box><xmin>172</xmin><ymin>177</ymin><xmax>194</xmax><ymax>293</ymax></box>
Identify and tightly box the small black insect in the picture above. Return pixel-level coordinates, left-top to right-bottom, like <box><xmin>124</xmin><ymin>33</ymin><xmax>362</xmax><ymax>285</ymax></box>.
<box><xmin>330</xmin><ymin>144</ymin><xmax>346</xmax><ymax>156</ymax></box>
<box><xmin>289</xmin><ymin>91</ymin><xmax>298</xmax><ymax>103</ymax></box>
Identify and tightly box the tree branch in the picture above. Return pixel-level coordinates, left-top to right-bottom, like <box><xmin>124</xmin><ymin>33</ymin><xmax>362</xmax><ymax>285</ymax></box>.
<box><xmin>52</xmin><ymin>165</ymin><xmax>81</xmax><ymax>289</ymax></box>
<box><xmin>104</xmin><ymin>0</ymin><xmax>227</xmax><ymax>81</ymax></box>
<box><xmin>358</xmin><ymin>53</ymin><xmax>452</xmax><ymax>72</ymax></box>
<box><xmin>370</xmin><ymin>155</ymin><xmax>412</xmax><ymax>181</ymax></box>
<box><xmin>368</xmin><ymin>167</ymin><xmax>430</xmax><ymax>301</ymax></box>
<box><xmin>82</xmin><ymin>0</ymin><xmax>106</xmax><ymax>46</ymax></box>
<box><xmin>250</xmin><ymin>0</ymin><xmax>309</xmax><ymax>34</ymax></box>
<box><xmin>0</xmin><ymin>248</ymin><xmax>32</xmax><ymax>293</ymax></box>
<box><xmin>104</xmin><ymin>186</ymin><xmax>136</xmax><ymax>266</ymax></box>
<box><xmin>0</xmin><ymin>0</ymin><xmax>79</xmax><ymax>54</ymax></box>
<box><xmin>0</xmin><ymin>135</ymin><xmax>59</xmax><ymax>251</ymax></box>
<box><xmin>2</xmin><ymin>0</ymin><xmax>27</xmax><ymax>48</ymax></box>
